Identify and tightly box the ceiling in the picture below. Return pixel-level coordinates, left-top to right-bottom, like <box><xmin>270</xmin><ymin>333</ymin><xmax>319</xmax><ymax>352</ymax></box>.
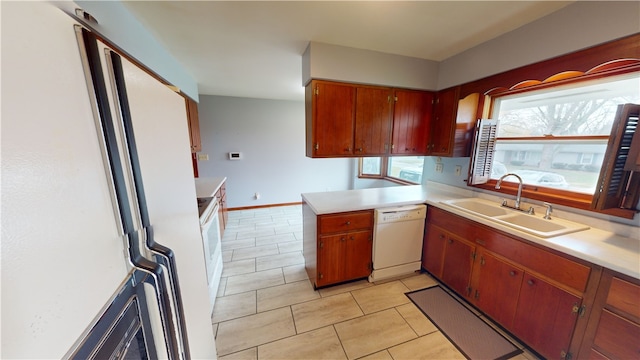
<box><xmin>123</xmin><ymin>1</ymin><xmax>574</xmax><ymax>101</ymax></box>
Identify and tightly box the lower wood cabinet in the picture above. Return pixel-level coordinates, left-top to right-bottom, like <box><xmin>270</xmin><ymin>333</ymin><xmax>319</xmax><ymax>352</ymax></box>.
<box><xmin>512</xmin><ymin>272</ymin><xmax>582</xmax><ymax>359</ymax></box>
<box><xmin>440</xmin><ymin>233</ymin><xmax>475</xmax><ymax>296</ymax></box>
<box><xmin>577</xmin><ymin>269</ymin><xmax>640</xmax><ymax>359</ymax></box>
<box><xmin>303</xmin><ymin>203</ymin><xmax>373</xmax><ymax>288</ymax></box>
<box><xmin>472</xmin><ymin>250</ymin><xmax>523</xmax><ymax>329</ymax></box>
<box><xmin>423</xmin><ymin>207</ymin><xmax>598</xmax><ymax>360</ymax></box>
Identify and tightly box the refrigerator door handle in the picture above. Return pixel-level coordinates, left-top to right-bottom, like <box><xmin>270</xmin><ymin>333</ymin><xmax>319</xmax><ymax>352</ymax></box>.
<box><xmin>77</xmin><ymin>26</ymin><xmax>187</xmax><ymax>360</ymax></box>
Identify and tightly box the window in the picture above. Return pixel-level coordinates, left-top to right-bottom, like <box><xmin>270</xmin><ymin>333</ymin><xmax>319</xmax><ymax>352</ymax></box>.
<box><xmin>358</xmin><ymin>156</ymin><xmax>425</xmax><ymax>184</ymax></box>
<box><xmin>470</xmin><ymin>71</ymin><xmax>640</xmax><ymax>217</ymax></box>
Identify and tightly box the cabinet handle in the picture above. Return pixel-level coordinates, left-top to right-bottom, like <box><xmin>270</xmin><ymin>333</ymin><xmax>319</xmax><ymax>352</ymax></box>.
<box><xmin>527</xmin><ymin>279</ymin><xmax>535</xmax><ymax>286</ymax></box>
<box><xmin>341</xmin><ymin>237</ymin><xmax>346</xmax><ymax>242</ymax></box>
<box><xmin>350</xmin><ymin>236</ymin><xmax>354</xmax><ymax>241</ymax></box>
<box><xmin>475</xmin><ymin>239</ymin><xmax>486</xmax><ymax>246</ymax></box>
<box><xmin>509</xmin><ymin>270</ymin><xmax>516</xmax><ymax>277</ymax></box>
<box><xmin>357</xmin><ymin>148</ymin><xmax>363</xmax><ymax>152</ymax></box>
<box><xmin>474</xmin><ymin>290</ymin><xmax>480</xmax><ymax>299</ymax></box>
<box><xmin>447</xmin><ymin>239</ymin><xmax>453</xmax><ymax>244</ymax></box>
<box><xmin>345</xmin><ymin>147</ymin><xmax>352</xmax><ymax>152</ymax></box>
<box><xmin>345</xmin><ymin>221</ymin><xmax>351</xmax><ymax>226</ymax></box>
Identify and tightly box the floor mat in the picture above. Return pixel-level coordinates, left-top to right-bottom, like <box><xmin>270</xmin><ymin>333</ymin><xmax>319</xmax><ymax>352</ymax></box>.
<box><xmin>407</xmin><ymin>286</ymin><xmax>522</xmax><ymax>360</ymax></box>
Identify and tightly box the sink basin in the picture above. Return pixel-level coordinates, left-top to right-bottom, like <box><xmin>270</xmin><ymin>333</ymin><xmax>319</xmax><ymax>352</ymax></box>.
<box><xmin>493</xmin><ymin>213</ymin><xmax>589</xmax><ymax>238</ymax></box>
<box><xmin>440</xmin><ymin>197</ymin><xmax>590</xmax><ymax>238</ymax></box>
<box><xmin>441</xmin><ymin>198</ymin><xmax>511</xmax><ymax>217</ymax></box>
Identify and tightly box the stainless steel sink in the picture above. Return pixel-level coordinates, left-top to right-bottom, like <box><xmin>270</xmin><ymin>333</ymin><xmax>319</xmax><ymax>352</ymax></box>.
<box><xmin>440</xmin><ymin>198</ymin><xmax>589</xmax><ymax>238</ymax></box>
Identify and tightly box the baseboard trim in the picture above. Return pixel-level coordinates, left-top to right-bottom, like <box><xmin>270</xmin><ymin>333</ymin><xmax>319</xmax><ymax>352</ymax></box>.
<box><xmin>228</xmin><ymin>202</ymin><xmax>302</xmax><ymax>211</ymax></box>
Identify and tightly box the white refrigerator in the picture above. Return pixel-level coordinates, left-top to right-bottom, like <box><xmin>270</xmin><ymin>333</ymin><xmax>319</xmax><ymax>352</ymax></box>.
<box><xmin>1</xmin><ymin>2</ymin><xmax>216</xmax><ymax>358</ymax></box>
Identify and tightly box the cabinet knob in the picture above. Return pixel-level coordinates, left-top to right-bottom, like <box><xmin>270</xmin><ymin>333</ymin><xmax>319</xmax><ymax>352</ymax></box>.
<box><xmin>475</xmin><ymin>239</ymin><xmax>486</xmax><ymax>246</ymax></box>
<box><xmin>341</xmin><ymin>237</ymin><xmax>346</xmax><ymax>242</ymax></box>
<box><xmin>345</xmin><ymin>221</ymin><xmax>351</xmax><ymax>226</ymax></box>
<box><xmin>447</xmin><ymin>239</ymin><xmax>453</xmax><ymax>244</ymax></box>
<box><xmin>345</xmin><ymin>147</ymin><xmax>352</xmax><ymax>152</ymax></box>
<box><xmin>439</xmin><ymin>234</ymin><xmax>445</xmax><ymax>239</ymax></box>
<box><xmin>509</xmin><ymin>270</ymin><xmax>516</xmax><ymax>277</ymax></box>
<box><xmin>350</xmin><ymin>236</ymin><xmax>354</xmax><ymax>240</ymax></box>
<box><xmin>357</xmin><ymin>148</ymin><xmax>363</xmax><ymax>152</ymax></box>
<box><xmin>527</xmin><ymin>279</ymin><xmax>535</xmax><ymax>286</ymax></box>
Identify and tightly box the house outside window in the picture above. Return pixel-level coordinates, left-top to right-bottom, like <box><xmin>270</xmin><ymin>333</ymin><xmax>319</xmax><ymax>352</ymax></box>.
<box><xmin>490</xmin><ymin>72</ymin><xmax>640</xmax><ymax>195</ymax></box>
<box><xmin>358</xmin><ymin>156</ymin><xmax>425</xmax><ymax>184</ymax></box>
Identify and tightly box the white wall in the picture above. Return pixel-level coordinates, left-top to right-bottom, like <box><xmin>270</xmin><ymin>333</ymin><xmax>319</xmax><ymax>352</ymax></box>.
<box><xmin>197</xmin><ymin>95</ymin><xmax>352</xmax><ymax>208</ymax></box>
<box><xmin>303</xmin><ymin>41</ymin><xmax>439</xmax><ymax>90</ymax></box>
<box><xmin>438</xmin><ymin>1</ymin><xmax>640</xmax><ymax>89</ymax></box>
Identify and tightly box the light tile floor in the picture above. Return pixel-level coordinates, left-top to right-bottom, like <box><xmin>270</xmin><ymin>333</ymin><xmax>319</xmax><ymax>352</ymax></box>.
<box><xmin>212</xmin><ymin>205</ymin><xmax>541</xmax><ymax>360</ymax></box>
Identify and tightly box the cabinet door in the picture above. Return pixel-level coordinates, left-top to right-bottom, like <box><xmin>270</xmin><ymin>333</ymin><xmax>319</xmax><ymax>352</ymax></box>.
<box><xmin>472</xmin><ymin>251</ymin><xmax>523</xmax><ymax>329</ymax></box>
<box><xmin>343</xmin><ymin>230</ymin><xmax>373</xmax><ymax>281</ymax></box>
<box><xmin>422</xmin><ymin>225</ymin><xmax>447</xmax><ymax>278</ymax></box>
<box><xmin>309</xmin><ymin>81</ymin><xmax>355</xmax><ymax>157</ymax></box>
<box><xmin>513</xmin><ymin>273</ymin><xmax>582</xmax><ymax>360</ymax></box>
<box><xmin>185</xmin><ymin>98</ymin><xmax>202</xmax><ymax>152</ymax></box>
<box><xmin>441</xmin><ymin>234</ymin><xmax>475</xmax><ymax>296</ymax></box>
<box><xmin>354</xmin><ymin>87</ymin><xmax>393</xmax><ymax>155</ymax></box>
<box><xmin>391</xmin><ymin>90</ymin><xmax>433</xmax><ymax>155</ymax></box>
<box><xmin>430</xmin><ymin>87</ymin><xmax>457</xmax><ymax>156</ymax></box>
<box><xmin>317</xmin><ymin>235</ymin><xmax>347</xmax><ymax>287</ymax></box>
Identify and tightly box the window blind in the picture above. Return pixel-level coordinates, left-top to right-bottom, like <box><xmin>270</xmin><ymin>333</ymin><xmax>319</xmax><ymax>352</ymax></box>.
<box><xmin>469</xmin><ymin>119</ymin><xmax>498</xmax><ymax>185</ymax></box>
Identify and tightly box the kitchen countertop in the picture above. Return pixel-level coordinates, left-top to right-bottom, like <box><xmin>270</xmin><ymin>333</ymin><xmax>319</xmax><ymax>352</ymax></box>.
<box><xmin>195</xmin><ymin>177</ymin><xmax>226</xmax><ymax>198</ymax></box>
<box><xmin>301</xmin><ymin>182</ymin><xmax>640</xmax><ymax>280</ymax></box>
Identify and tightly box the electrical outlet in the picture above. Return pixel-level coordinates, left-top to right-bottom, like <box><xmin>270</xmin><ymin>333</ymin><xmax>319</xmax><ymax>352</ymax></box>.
<box><xmin>254</xmin><ymin>192</ymin><xmax>261</xmax><ymax>200</ymax></box>
<box><xmin>435</xmin><ymin>163</ymin><xmax>443</xmax><ymax>173</ymax></box>
<box><xmin>455</xmin><ymin>165</ymin><xmax>462</xmax><ymax>176</ymax></box>
<box><xmin>197</xmin><ymin>153</ymin><xmax>209</xmax><ymax>161</ymax></box>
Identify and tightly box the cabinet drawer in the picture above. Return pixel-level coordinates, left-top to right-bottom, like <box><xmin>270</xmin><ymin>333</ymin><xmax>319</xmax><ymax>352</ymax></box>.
<box><xmin>593</xmin><ymin>309</ymin><xmax>640</xmax><ymax>359</ymax></box>
<box><xmin>606</xmin><ymin>277</ymin><xmax>640</xmax><ymax>319</ymax></box>
<box><xmin>319</xmin><ymin>210</ymin><xmax>373</xmax><ymax>234</ymax></box>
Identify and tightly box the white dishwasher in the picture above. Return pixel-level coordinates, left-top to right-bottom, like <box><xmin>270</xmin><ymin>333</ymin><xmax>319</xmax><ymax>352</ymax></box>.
<box><xmin>369</xmin><ymin>204</ymin><xmax>427</xmax><ymax>282</ymax></box>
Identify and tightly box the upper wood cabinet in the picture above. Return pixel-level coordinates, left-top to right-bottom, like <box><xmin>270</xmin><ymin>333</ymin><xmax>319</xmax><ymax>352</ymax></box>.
<box><xmin>305</xmin><ymin>79</ymin><xmax>434</xmax><ymax>158</ymax></box>
<box><xmin>185</xmin><ymin>98</ymin><xmax>202</xmax><ymax>153</ymax></box>
<box><xmin>430</xmin><ymin>87</ymin><xmax>479</xmax><ymax>157</ymax></box>
<box><xmin>305</xmin><ymin>81</ymin><xmax>356</xmax><ymax>157</ymax></box>
<box><xmin>391</xmin><ymin>89</ymin><xmax>433</xmax><ymax>155</ymax></box>
<box><xmin>354</xmin><ymin>86</ymin><xmax>393</xmax><ymax>155</ymax></box>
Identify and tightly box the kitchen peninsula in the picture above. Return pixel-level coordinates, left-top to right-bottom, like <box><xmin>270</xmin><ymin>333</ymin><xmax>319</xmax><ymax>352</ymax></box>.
<box><xmin>302</xmin><ymin>181</ymin><xmax>640</xmax><ymax>359</ymax></box>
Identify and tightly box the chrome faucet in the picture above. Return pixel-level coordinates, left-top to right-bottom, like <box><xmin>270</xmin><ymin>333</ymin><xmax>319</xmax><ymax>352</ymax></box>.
<box><xmin>495</xmin><ymin>173</ymin><xmax>524</xmax><ymax>210</ymax></box>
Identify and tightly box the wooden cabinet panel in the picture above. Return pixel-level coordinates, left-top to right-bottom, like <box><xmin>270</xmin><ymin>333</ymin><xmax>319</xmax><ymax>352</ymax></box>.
<box><xmin>606</xmin><ymin>276</ymin><xmax>640</xmax><ymax>318</ymax></box>
<box><xmin>593</xmin><ymin>310</ymin><xmax>640</xmax><ymax>360</ymax></box>
<box><xmin>422</xmin><ymin>225</ymin><xmax>446</xmax><ymax>278</ymax></box>
<box><xmin>430</xmin><ymin>87</ymin><xmax>458</xmax><ymax>156</ymax></box>
<box><xmin>185</xmin><ymin>98</ymin><xmax>201</xmax><ymax>152</ymax></box>
<box><xmin>391</xmin><ymin>89</ymin><xmax>433</xmax><ymax>155</ymax></box>
<box><xmin>307</xmin><ymin>80</ymin><xmax>355</xmax><ymax>157</ymax></box>
<box><xmin>513</xmin><ymin>272</ymin><xmax>582</xmax><ymax>360</ymax></box>
<box><xmin>578</xmin><ymin>270</ymin><xmax>640</xmax><ymax>360</ymax></box>
<box><xmin>354</xmin><ymin>87</ymin><xmax>393</xmax><ymax>155</ymax></box>
<box><xmin>441</xmin><ymin>234</ymin><xmax>475</xmax><ymax>296</ymax></box>
<box><xmin>343</xmin><ymin>230</ymin><xmax>373</xmax><ymax>281</ymax></box>
<box><xmin>317</xmin><ymin>234</ymin><xmax>348</xmax><ymax>286</ymax></box>
<box><xmin>319</xmin><ymin>211</ymin><xmax>373</xmax><ymax>234</ymax></box>
<box><xmin>472</xmin><ymin>251</ymin><xmax>523</xmax><ymax>329</ymax></box>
